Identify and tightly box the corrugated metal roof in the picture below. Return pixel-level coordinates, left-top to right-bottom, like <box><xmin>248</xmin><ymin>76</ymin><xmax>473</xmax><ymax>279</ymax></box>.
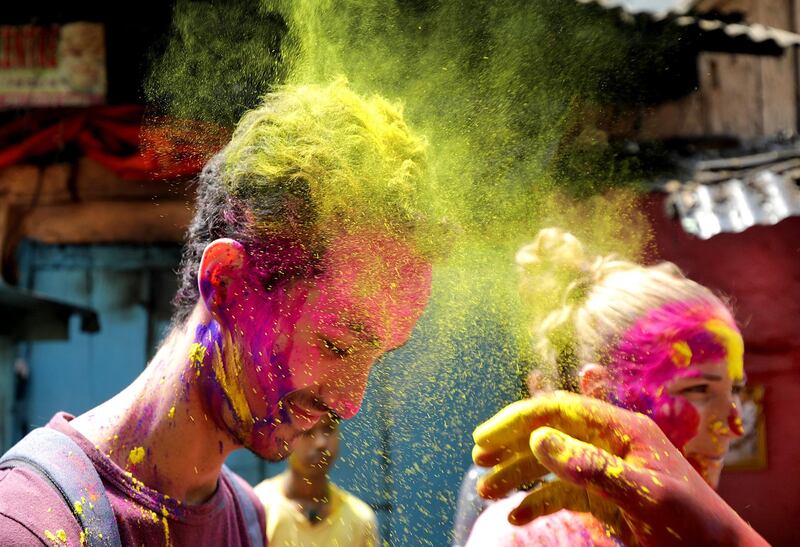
<box><xmin>577</xmin><ymin>0</ymin><xmax>800</xmax><ymax>53</ymax></box>
<box><xmin>662</xmin><ymin>148</ymin><xmax>800</xmax><ymax>238</ymax></box>
<box><xmin>578</xmin><ymin>0</ymin><xmax>696</xmax><ymax>16</ymax></box>
<box><xmin>675</xmin><ymin>17</ymin><xmax>800</xmax><ymax>49</ymax></box>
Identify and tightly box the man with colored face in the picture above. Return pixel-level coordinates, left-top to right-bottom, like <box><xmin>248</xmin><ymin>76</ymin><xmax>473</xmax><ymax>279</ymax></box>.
<box><xmin>0</xmin><ymin>79</ymin><xmax>437</xmax><ymax>546</ymax></box>
<box><xmin>192</xmin><ymin>232</ymin><xmax>431</xmax><ymax>462</ymax></box>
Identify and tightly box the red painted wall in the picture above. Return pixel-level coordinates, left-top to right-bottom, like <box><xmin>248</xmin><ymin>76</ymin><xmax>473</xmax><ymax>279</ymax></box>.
<box><xmin>643</xmin><ymin>194</ymin><xmax>800</xmax><ymax>547</ymax></box>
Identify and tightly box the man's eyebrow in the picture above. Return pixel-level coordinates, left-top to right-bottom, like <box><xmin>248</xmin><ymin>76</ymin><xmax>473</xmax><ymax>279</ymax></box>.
<box><xmin>347</xmin><ymin>322</ymin><xmax>381</xmax><ymax>344</ymax></box>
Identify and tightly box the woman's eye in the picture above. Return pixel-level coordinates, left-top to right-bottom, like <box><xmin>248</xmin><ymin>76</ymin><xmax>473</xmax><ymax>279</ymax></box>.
<box><xmin>679</xmin><ymin>384</ymin><xmax>709</xmax><ymax>395</ymax></box>
<box><xmin>732</xmin><ymin>384</ymin><xmax>745</xmax><ymax>396</ymax></box>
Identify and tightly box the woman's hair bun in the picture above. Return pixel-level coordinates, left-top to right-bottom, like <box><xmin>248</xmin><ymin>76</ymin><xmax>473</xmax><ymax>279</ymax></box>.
<box><xmin>515</xmin><ymin>227</ymin><xmax>585</xmax><ymax>273</ymax></box>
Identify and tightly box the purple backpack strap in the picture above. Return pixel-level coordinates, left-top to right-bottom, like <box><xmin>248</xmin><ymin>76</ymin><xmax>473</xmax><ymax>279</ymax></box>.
<box><xmin>221</xmin><ymin>465</ymin><xmax>264</xmax><ymax>547</ymax></box>
<box><xmin>0</xmin><ymin>427</ymin><xmax>122</xmax><ymax>547</ymax></box>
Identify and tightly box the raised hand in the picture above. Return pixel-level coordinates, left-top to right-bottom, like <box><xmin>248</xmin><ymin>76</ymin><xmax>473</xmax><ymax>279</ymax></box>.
<box><xmin>472</xmin><ymin>392</ymin><xmax>767</xmax><ymax>547</ymax></box>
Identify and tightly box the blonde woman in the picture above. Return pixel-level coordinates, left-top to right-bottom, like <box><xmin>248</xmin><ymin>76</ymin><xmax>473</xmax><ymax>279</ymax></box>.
<box><xmin>467</xmin><ymin>228</ymin><xmax>766</xmax><ymax>546</ymax></box>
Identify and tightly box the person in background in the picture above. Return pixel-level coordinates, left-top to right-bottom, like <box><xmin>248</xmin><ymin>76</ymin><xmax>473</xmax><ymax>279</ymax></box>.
<box><xmin>467</xmin><ymin>228</ymin><xmax>767</xmax><ymax>546</ymax></box>
<box><xmin>255</xmin><ymin>412</ymin><xmax>379</xmax><ymax>547</ymax></box>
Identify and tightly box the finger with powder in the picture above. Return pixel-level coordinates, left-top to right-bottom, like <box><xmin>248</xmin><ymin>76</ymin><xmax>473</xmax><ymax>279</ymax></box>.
<box><xmin>473</xmin><ymin>392</ymin><xmax>633</xmax><ymax>455</ymax></box>
<box><xmin>529</xmin><ymin>427</ymin><xmax>656</xmax><ymax>510</ymax></box>
<box><xmin>476</xmin><ymin>450</ymin><xmax>549</xmax><ymax>500</ymax></box>
<box><xmin>471</xmin><ymin>435</ymin><xmax>531</xmax><ymax>468</ymax></box>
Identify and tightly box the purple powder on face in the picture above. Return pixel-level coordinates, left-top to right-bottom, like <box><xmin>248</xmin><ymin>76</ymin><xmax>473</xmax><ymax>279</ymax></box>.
<box><xmin>192</xmin><ymin>267</ymin><xmax>310</xmax><ymax>456</ymax></box>
<box><xmin>606</xmin><ymin>300</ymin><xmax>737</xmax><ymax>449</ymax></box>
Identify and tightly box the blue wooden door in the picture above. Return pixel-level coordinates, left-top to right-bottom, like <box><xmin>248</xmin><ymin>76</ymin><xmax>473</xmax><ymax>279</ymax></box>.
<box><xmin>16</xmin><ymin>243</ymin><xmax>183</xmax><ymax>425</ymax></box>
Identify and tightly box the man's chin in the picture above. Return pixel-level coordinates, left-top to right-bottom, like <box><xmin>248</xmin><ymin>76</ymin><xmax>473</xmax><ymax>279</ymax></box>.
<box><xmin>245</xmin><ymin>428</ymin><xmax>299</xmax><ymax>461</ymax></box>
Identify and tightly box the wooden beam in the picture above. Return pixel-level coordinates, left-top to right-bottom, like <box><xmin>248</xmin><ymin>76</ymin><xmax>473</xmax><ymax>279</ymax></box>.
<box><xmin>75</xmin><ymin>158</ymin><xmax>191</xmax><ymax>202</ymax></box>
<box><xmin>0</xmin><ymin>159</ymin><xmax>192</xmax><ymax>206</ymax></box>
<box><xmin>0</xmin><ymin>164</ymin><xmax>72</xmax><ymax>206</ymax></box>
<box><xmin>21</xmin><ymin>200</ymin><xmax>192</xmax><ymax>244</ymax></box>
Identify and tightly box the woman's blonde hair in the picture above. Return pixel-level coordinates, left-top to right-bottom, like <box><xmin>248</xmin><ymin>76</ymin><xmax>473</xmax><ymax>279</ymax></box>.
<box><xmin>516</xmin><ymin>227</ymin><xmax>729</xmax><ymax>389</ymax></box>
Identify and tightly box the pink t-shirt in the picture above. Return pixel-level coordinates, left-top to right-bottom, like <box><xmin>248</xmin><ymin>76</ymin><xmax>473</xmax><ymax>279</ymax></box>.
<box><xmin>0</xmin><ymin>413</ymin><xmax>266</xmax><ymax>546</ymax></box>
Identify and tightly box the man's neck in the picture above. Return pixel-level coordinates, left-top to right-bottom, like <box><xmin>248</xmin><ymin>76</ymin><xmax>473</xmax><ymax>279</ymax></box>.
<box><xmin>284</xmin><ymin>468</ymin><xmax>330</xmax><ymax>501</ymax></box>
<box><xmin>70</xmin><ymin>305</ymin><xmax>240</xmax><ymax>505</ymax></box>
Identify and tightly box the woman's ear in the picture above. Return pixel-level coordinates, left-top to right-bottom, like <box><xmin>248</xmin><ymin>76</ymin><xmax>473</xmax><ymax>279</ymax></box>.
<box><xmin>198</xmin><ymin>238</ymin><xmax>246</xmax><ymax>314</ymax></box>
<box><xmin>579</xmin><ymin>363</ymin><xmax>610</xmax><ymax>399</ymax></box>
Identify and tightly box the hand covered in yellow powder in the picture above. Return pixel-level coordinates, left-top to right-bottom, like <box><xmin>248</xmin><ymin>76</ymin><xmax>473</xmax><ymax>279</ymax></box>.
<box><xmin>472</xmin><ymin>392</ymin><xmax>767</xmax><ymax>547</ymax></box>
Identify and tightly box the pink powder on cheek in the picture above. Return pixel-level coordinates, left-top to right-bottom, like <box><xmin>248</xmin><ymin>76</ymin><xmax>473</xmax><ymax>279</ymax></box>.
<box><xmin>651</xmin><ymin>393</ymin><xmax>701</xmax><ymax>449</ymax></box>
<box><xmin>607</xmin><ymin>300</ymin><xmax>737</xmax><ymax>450</ymax></box>
<box><xmin>222</xmin><ymin>274</ymin><xmax>310</xmax><ymax>400</ymax></box>
<box><xmin>195</xmin><ymin>270</ymin><xmax>312</xmax><ymax>453</ymax></box>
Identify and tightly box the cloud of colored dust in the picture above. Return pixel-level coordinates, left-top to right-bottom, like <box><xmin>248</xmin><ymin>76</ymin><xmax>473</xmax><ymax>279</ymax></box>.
<box><xmin>262</xmin><ymin>0</ymin><xmax>657</xmax><ymax>400</ymax></box>
<box><xmin>147</xmin><ymin>1</ymin><xmax>677</xmax><ymax>543</ymax></box>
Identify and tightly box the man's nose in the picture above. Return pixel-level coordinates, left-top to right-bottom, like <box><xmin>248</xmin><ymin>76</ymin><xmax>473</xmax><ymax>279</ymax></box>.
<box><xmin>324</xmin><ymin>362</ymin><xmax>370</xmax><ymax>420</ymax></box>
<box><xmin>314</xmin><ymin>433</ymin><xmax>328</xmax><ymax>449</ymax></box>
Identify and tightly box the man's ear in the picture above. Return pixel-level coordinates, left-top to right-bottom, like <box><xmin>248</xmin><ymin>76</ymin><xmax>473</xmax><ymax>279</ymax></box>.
<box><xmin>579</xmin><ymin>363</ymin><xmax>610</xmax><ymax>399</ymax></box>
<box><xmin>198</xmin><ymin>238</ymin><xmax>246</xmax><ymax>313</ymax></box>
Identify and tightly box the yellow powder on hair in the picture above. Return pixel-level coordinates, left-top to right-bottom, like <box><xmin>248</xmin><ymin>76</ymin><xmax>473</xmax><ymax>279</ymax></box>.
<box><xmin>670</xmin><ymin>341</ymin><xmax>692</xmax><ymax>368</ymax></box>
<box><xmin>704</xmin><ymin>319</ymin><xmax>744</xmax><ymax>381</ymax></box>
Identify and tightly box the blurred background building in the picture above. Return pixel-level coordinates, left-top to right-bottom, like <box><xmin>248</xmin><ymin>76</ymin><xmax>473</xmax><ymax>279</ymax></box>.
<box><xmin>0</xmin><ymin>1</ymin><xmax>797</xmax><ymax>545</ymax></box>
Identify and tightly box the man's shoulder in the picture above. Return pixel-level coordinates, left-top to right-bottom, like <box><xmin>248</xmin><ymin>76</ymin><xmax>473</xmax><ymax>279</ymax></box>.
<box><xmin>0</xmin><ymin>467</ymin><xmax>83</xmax><ymax>546</ymax></box>
<box><xmin>223</xmin><ymin>468</ymin><xmax>268</xmax><ymax>534</ymax></box>
<box><xmin>332</xmin><ymin>484</ymin><xmax>377</xmax><ymax>525</ymax></box>
<box><xmin>253</xmin><ymin>475</ymin><xmax>282</xmax><ymax>501</ymax></box>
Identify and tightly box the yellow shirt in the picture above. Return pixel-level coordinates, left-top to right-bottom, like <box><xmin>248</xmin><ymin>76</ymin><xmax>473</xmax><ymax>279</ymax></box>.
<box><xmin>254</xmin><ymin>475</ymin><xmax>379</xmax><ymax>547</ymax></box>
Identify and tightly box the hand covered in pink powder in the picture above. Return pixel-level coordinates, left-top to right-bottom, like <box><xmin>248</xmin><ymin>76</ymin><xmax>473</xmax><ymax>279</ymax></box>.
<box><xmin>472</xmin><ymin>392</ymin><xmax>767</xmax><ymax>547</ymax></box>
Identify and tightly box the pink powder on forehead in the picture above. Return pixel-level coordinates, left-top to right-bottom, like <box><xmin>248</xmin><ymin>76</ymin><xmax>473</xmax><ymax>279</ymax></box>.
<box><xmin>314</xmin><ymin>232</ymin><xmax>432</xmax><ymax>349</ymax></box>
<box><xmin>606</xmin><ymin>300</ymin><xmax>738</xmax><ymax>449</ymax></box>
<box><xmin>243</xmin><ymin>228</ymin><xmax>431</xmax><ymax>349</ymax></box>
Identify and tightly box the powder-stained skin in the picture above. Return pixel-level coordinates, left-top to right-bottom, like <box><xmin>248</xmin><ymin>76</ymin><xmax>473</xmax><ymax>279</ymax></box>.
<box><xmin>192</xmin><ymin>233</ymin><xmax>432</xmax><ymax>461</ymax></box>
<box><xmin>472</xmin><ymin>392</ymin><xmax>766</xmax><ymax>546</ymax></box>
<box><xmin>469</xmin><ymin>299</ymin><xmax>755</xmax><ymax>544</ymax></box>
<box><xmin>606</xmin><ymin>300</ymin><xmax>744</xmax><ymax>453</ymax></box>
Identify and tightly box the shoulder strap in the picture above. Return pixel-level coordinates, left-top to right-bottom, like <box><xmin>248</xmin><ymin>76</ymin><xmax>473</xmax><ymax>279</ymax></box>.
<box><xmin>221</xmin><ymin>465</ymin><xmax>264</xmax><ymax>547</ymax></box>
<box><xmin>0</xmin><ymin>427</ymin><xmax>122</xmax><ymax>547</ymax></box>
